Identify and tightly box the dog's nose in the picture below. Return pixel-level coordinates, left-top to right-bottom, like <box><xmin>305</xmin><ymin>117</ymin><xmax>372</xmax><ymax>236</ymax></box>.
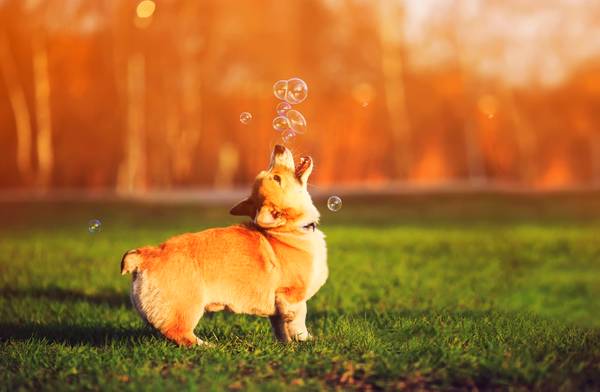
<box><xmin>269</xmin><ymin>144</ymin><xmax>294</xmax><ymax>170</ymax></box>
<box><xmin>273</xmin><ymin>144</ymin><xmax>286</xmax><ymax>155</ymax></box>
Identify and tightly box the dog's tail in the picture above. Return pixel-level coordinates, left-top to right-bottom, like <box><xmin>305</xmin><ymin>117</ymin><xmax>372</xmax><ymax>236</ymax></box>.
<box><xmin>121</xmin><ymin>249</ymin><xmax>142</xmax><ymax>275</ymax></box>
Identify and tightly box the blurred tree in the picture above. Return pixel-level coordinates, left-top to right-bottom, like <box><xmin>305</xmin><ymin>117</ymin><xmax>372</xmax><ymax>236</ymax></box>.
<box><xmin>0</xmin><ymin>0</ymin><xmax>599</xmax><ymax>190</ymax></box>
<box><xmin>451</xmin><ymin>0</ymin><xmax>485</xmax><ymax>184</ymax></box>
<box><xmin>169</xmin><ymin>0</ymin><xmax>206</xmax><ymax>183</ymax></box>
<box><xmin>29</xmin><ymin>0</ymin><xmax>54</xmax><ymax>189</ymax></box>
<box><xmin>114</xmin><ymin>0</ymin><xmax>147</xmax><ymax>192</ymax></box>
<box><xmin>0</xmin><ymin>30</ymin><xmax>33</xmax><ymax>183</ymax></box>
<box><xmin>377</xmin><ymin>0</ymin><xmax>412</xmax><ymax>178</ymax></box>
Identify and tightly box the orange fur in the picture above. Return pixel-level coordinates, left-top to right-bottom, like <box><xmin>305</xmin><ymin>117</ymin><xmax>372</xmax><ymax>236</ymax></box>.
<box><xmin>122</xmin><ymin>145</ymin><xmax>328</xmax><ymax>346</ymax></box>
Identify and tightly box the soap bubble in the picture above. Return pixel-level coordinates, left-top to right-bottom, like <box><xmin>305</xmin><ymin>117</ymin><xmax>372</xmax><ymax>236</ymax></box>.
<box><xmin>273</xmin><ymin>80</ymin><xmax>288</xmax><ymax>100</ymax></box>
<box><xmin>276</xmin><ymin>102</ymin><xmax>292</xmax><ymax>116</ymax></box>
<box><xmin>281</xmin><ymin>129</ymin><xmax>296</xmax><ymax>143</ymax></box>
<box><xmin>272</xmin><ymin>116</ymin><xmax>290</xmax><ymax>132</ymax></box>
<box><xmin>285</xmin><ymin>78</ymin><xmax>308</xmax><ymax>104</ymax></box>
<box><xmin>88</xmin><ymin>219</ymin><xmax>102</xmax><ymax>234</ymax></box>
<box><xmin>327</xmin><ymin>196</ymin><xmax>342</xmax><ymax>212</ymax></box>
<box><xmin>239</xmin><ymin>112</ymin><xmax>252</xmax><ymax>124</ymax></box>
<box><xmin>286</xmin><ymin>110</ymin><xmax>306</xmax><ymax>134</ymax></box>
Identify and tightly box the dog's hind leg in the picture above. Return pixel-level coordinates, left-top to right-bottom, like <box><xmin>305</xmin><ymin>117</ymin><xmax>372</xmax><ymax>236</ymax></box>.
<box><xmin>161</xmin><ymin>305</ymin><xmax>208</xmax><ymax>347</ymax></box>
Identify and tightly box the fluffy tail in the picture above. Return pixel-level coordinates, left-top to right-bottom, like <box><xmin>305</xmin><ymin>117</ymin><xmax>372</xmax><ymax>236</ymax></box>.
<box><xmin>121</xmin><ymin>249</ymin><xmax>142</xmax><ymax>275</ymax></box>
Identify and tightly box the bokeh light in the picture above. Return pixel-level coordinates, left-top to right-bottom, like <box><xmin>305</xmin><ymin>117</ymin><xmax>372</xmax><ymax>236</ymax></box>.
<box><xmin>136</xmin><ymin>0</ymin><xmax>156</xmax><ymax>19</ymax></box>
<box><xmin>477</xmin><ymin>95</ymin><xmax>498</xmax><ymax>119</ymax></box>
<box><xmin>352</xmin><ymin>82</ymin><xmax>375</xmax><ymax>107</ymax></box>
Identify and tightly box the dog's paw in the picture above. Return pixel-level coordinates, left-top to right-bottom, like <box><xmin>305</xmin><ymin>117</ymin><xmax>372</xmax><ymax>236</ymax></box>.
<box><xmin>291</xmin><ymin>330</ymin><xmax>313</xmax><ymax>342</ymax></box>
<box><xmin>196</xmin><ymin>338</ymin><xmax>215</xmax><ymax>348</ymax></box>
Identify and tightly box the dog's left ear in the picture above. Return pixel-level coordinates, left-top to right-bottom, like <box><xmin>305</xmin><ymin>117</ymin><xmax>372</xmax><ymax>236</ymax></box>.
<box><xmin>295</xmin><ymin>156</ymin><xmax>313</xmax><ymax>186</ymax></box>
<box><xmin>230</xmin><ymin>197</ymin><xmax>256</xmax><ymax>217</ymax></box>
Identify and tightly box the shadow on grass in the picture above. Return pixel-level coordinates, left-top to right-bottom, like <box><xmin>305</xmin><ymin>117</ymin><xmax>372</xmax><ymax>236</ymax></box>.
<box><xmin>0</xmin><ymin>286</ymin><xmax>130</xmax><ymax>307</ymax></box>
<box><xmin>0</xmin><ymin>322</ymin><xmax>156</xmax><ymax>347</ymax></box>
<box><xmin>0</xmin><ymin>287</ymin><xmax>156</xmax><ymax>346</ymax></box>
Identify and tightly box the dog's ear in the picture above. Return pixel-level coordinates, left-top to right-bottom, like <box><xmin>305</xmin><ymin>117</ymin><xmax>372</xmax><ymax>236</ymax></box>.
<box><xmin>230</xmin><ymin>197</ymin><xmax>256</xmax><ymax>217</ymax></box>
<box><xmin>295</xmin><ymin>156</ymin><xmax>313</xmax><ymax>186</ymax></box>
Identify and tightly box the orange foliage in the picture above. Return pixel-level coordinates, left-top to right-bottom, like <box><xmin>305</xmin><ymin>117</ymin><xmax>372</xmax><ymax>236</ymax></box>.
<box><xmin>0</xmin><ymin>0</ymin><xmax>600</xmax><ymax>189</ymax></box>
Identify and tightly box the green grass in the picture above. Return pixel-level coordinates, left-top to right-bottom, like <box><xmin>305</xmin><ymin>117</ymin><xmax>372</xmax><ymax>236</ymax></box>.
<box><xmin>1</xmin><ymin>193</ymin><xmax>600</xmax><ymax>390</ymax></box>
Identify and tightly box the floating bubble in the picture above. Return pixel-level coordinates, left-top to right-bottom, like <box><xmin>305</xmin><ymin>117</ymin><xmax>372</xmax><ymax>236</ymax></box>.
<box><xmin>327</xmin><ymin>196</ymin><xmax>342</xmax><ymax>212</ymax></box>
<box><xmin>88</xmin><ymin>219</ymin><xmax>102</xmax><ymax>234</ymax></box>
<box><xmin>273</xmin><ymin>80</ymin><xmax>288</xmax><ymax>101</ymax></box>
<box><xmin>276</xmin><ymin>102</ymin><xmax>292</xmax><ymax>116</ymax></box>
<box><xmin>285</xmin><ymin>78</ymin><xmax>308</xmax><ymax>104</ymax></box>
<box><xmin>272</xmin><ymin>116</ymin><xmax>290</xmax><ymax>132</ymax></box>
<box><xmin>281</xmin><ymin>129</ymin><xmax>296</xmax><ymax>143</ymax></box>
<box><xmin>239</xmin><ymin>112</ymin><xmax>252</xmax><ymax>124</ymax></box>
<box><xmin>286</xmin><ymin>109</ymin><xmax>307</xmax><ymax>134</ymax></box>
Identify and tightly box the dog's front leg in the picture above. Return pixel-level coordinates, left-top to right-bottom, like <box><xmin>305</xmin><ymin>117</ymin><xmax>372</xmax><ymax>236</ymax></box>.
<box><xmin>283</xmin><ymin>301</ymin><xmax>311</xmax><ymax>342</ymax></box>
<box><xmin>269</xmin><ymin>313</ymin><xmax>291</xmax><ymax>343</ymax></box>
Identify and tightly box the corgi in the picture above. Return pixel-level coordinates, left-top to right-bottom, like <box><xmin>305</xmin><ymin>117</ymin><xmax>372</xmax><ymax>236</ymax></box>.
<box><xmin>121</xmin><ymin>145</ymin><xmax>328</xmax><ymax>346</ymax></box>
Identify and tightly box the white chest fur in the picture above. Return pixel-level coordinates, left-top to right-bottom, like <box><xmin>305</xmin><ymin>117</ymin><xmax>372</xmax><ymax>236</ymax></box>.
<box><xmin>304</xmin><ymin>230</ymin><xmax>328</xmax><ymax>300</ymax></box>
<box><xmin>268</xmin><ymin>228</ymin><xmax>329</xmax><ymax>301</ymax></box>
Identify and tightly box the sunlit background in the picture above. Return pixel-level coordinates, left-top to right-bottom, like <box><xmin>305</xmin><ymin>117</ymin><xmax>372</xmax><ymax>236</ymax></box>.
<box><xmin>1</xmin><ymin>0</ymin><xmax>600</xmax><ymax>192</ymax></box>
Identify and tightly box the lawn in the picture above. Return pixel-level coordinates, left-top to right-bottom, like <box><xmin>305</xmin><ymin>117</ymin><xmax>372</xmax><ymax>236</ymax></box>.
<box><xmin>1</xmin><ymin>193</ymin><xmax>600</xmax><ymax>390</ymax></box>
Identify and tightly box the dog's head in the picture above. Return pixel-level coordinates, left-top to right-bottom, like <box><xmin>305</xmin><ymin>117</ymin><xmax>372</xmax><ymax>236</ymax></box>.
<box><xmin>230</xmin><ymin>145</ymin><xmax>319</xmax><ymax>231</ymax></box>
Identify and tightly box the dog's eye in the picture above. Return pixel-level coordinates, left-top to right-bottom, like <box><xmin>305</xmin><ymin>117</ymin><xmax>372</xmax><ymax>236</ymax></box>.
<box><xmin>273</xmin><ymin>175</ymin><xmax>281</xmax><ymax>184</ymax></box>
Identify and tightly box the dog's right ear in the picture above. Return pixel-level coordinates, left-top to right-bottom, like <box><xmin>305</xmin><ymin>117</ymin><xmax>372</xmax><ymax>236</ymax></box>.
<box><xmin>230</xmin><ymin>197</ymin><xmax>256</xmax><ymax>217</ymax></box>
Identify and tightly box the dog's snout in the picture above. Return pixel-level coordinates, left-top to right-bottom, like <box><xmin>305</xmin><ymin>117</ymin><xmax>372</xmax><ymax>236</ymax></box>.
<box><xmin>269</xmin><ymin>144</ymin><xmax>294</xmax><ymax>171</ymax></box>
<box><xmin>273</xmin><ymin>144</ymin><xmax>286</xmax><ymax>155</ymax></box>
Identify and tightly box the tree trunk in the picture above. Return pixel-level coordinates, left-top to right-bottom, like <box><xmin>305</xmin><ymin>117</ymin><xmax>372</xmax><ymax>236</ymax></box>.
<box><xmin>501</xmin><ymin>87</ymin><xmax>537</xmax><ymax>184</ymax></box>
<box><xmin>378</xmin><ymin>0</ymin><xmax>412</xmax><ymax>179</ymax></box>
<box><xmin>32</xmin><ymin>33</ymin><xmax>54</xmax><ymax>189</ymax></box>
<box><xmin>117</xmin><ymin>52</ymin><xmax>147</xmax><ymax>192</ymax></box>
<box><xmin>452</xmin><ymin>1</ymin><xmax>486</xmax><ymax>184</ymax></box>
<box><xmin>0</xmin><ymin>32</ymin><xmax>34</xmax><ymax>183</ymax></box>
<box><xmin>171</xmin><ymin>2</ymin><xmax>202</xmax><ymax>182</ymax></box>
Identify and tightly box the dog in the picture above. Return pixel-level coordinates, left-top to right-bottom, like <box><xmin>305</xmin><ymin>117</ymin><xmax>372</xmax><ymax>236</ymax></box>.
<box><xmin>121</xmin><ymin>145</ymin><xmax>328</xmax><ymax>346</ymax></box>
